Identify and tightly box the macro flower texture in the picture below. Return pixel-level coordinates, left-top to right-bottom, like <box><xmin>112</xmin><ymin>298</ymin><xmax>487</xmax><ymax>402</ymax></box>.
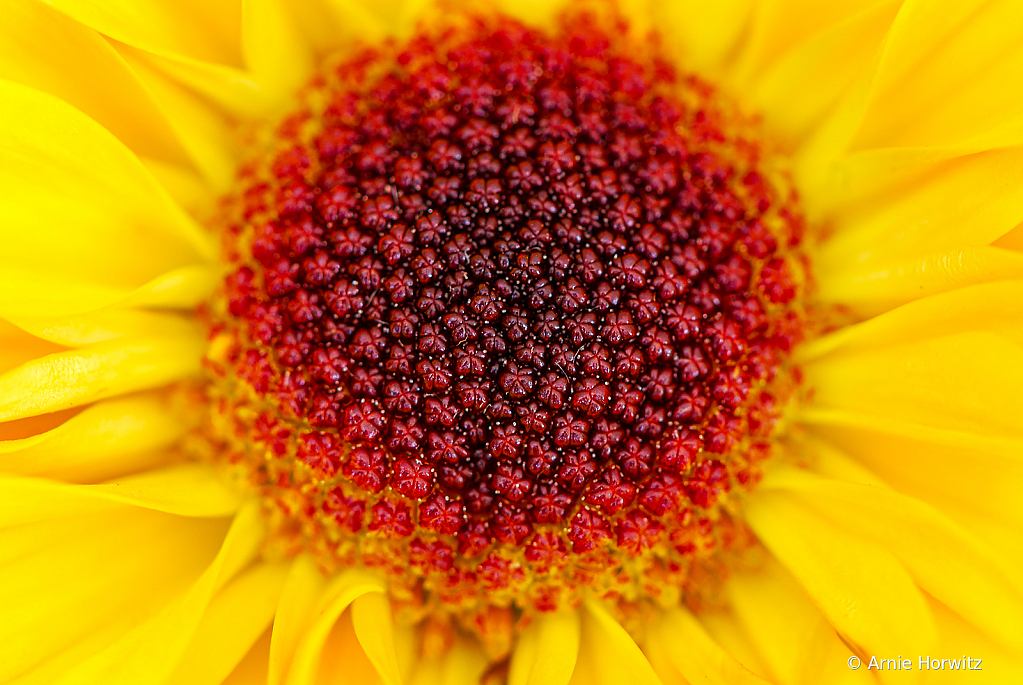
<box><xmin>2</xmin><ymin>0</ymin><xmax>1023</xmax><ymax>683</ymax></box>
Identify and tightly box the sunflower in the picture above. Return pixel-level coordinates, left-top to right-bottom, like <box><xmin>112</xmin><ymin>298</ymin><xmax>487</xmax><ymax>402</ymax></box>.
<box><xmin>2</xmin><ymin>0</ymin><xmax>1022</xmax><ymax>684</ymax></box>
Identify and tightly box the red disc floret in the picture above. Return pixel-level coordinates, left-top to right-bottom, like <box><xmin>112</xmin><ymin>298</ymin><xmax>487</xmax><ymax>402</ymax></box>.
<box><xmin>207</xmin><ymin>13</ymin><xmax>806</xmax><ymax>628</ymax></box>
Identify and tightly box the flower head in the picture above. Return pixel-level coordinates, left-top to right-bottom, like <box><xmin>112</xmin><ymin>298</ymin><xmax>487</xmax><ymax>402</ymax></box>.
<box><xmin>1</xmin><ymin>1</ymin><xmax>1022</xmax><ymax>684</ymax></box>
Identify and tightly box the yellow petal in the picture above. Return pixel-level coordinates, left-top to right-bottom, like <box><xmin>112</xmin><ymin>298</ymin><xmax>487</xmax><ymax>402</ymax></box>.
<box><xmin>3</xmin><ymin>265</ymin><xmax>220</xmax><ymax>344</ymax></box>
<box><xmin>242</xmin><ymin>0</ymin><xmax>313</xmax><ymax>97</ymax></box>
<box><xmin>653</xmin><ymin>0</ymin><xmax>753</xmax><ymax>75</ymax></box>
<box><xmin>697</xmin><ymin>610</ymin><xmax>772</xmax><ymax>681</ymax></box>
<box><xmin>795</xmin><ymin>0</ymin><xmax>990</xmax><ymax>191</ymax></box>
<box><xmin>0</xmin><ymin>393</ymin><xmax>184</xmax><ymax>483</ymax></box>
<box><xmin>0</xmin><ymin>80</ymin><xmax>213</xmax><ymax>319</ymax></box>
<box><xmin>52</xmin><ymin>501</ymin><xmax>263</xmax><ymax>685</ymax></box>
<box><xmin>0</xmin><ymin>319</ymin><xmax>66</xmax><ymax>375</ymax></box>
<box><xmin>0</xmin><ymin>0</ymin><xmax>190</xmax><ymax>168</ymax></box>
<box><xmin>0</xmin><ymin>330</ymin><xmax>204</xmax><ymax>422</ymax></box>
<box><xmin>269</xmin><ymin>555</ymin><xmax>326</xmax><ymax>685</ymax></box>
<box><xmin>805</xmin><ymin>332</ymin><xmax>1023</xmax><ymax>439</ymax></box>
<box><xmin>801</xmin><ymin>408</ymin><xmax>1023</xmax><ymax>540</ymax></box>
<box><xmin>120</xmin><ymin>264</ymin><xmax>223</xmax><ymax>310</ymax></box>
<box><xmin>0</xmin><ymin>505</ymin><xmax>229</xmax><ymax>683</ymax></box>
<box><xmin>799</xmin><ymin>280</ymin><xmax>1023</xmax><ymax>360</ymax></box>
<box><xmin>751</xmin><ymin>0</ymin><xmax>901</xmax><ymax>146</ymax></box>
<box><xmin>222</xmin><ymin>630</ymin><xmax>272</xmax><ymax>685</ymax></box>
<box><xmin>927</xmin><ymin>596</ymin><xmax>1023</xmax><ymax>684</ymax></box>
<box><xmin>816</xmin><ymin>147</ymin><xmax>1023</xmax><ymax>275</ymax></box>
<box><xmin>854</xmin><ymin>1</ymin><xmax>1023</xmax><ymax>152</ymax></box>
<box><xmin>796</xmin><ymin>431</ymin><xmax>889</xmax><ymax>488</ymax></box>
<box><xmin>115</xmin><ymin>44</ymin><xmax>237</xmax><ymax>191</ymax></box>
<box><xmin>761</xmin><ymin>467</ymin><xmax>1023</xmax><ymax>651</ymax></box>
<box><xmin>315</xmin><ymin>608</ymin><xmax>386</xmax><ymax>685</ymax></box>
<box><xmin>9</xmin><ymin>310</ymin><xmax>199</xmax><ymax>347</ymax></box>
<box><xmin>352</xmin><ymin>593</ymin><xmax>405</xmax><ymax>685</ymax></box>
<box><xmin>730</xmin><ymin>0</ymin><xmax>885</xmax><ymax>91</ymax></box>
<box><xmin>167</xmin><ymin>562</ymin><xmax>289</xmax><ymax>685</ymax></box>
<box><xmin>439</xmin><ymin>640</ymin><xmax>488</xmax><ymax>685</ymax></box>
<box><xmin>0</xmin><ymin>464</ymin><xmax>240</xmax><ymax>524</ymax></box>
<box><xmin>292</xmin><ymin>0</ymin><xmax>388</xmax><ymax>55</ymax></box>
<box><xmin>509</xmin><ymin>610</ymin><xmax>580</xmax><ymax>685</ymax></box>
<box><xmin>43</xmin><ymin>0</ymin><xmax>244</xmax><ymax>67</ymax></box>
<box><xmin>725</xmin><ymin>557</ymin><xmax>836</xmax><ymax>685</ymax></box>
<box><xmin>141</xmin><ymin>156</ymin><xmax>211</xmax><ymax>211</ymax></box>
<box><xmin>994</xmin><ymin>221</ymin><xmax>1023</xmax><ymax>252</ymax></box>
<box><xmin>816</xmin><ymin>247</ymin><xmax>1023</xmax><ymax>317</ymax></box>
<box><xmin>580</xmin><ymin>600</ymin><xmax>662</xmax><ymax>685</ymax></box>
<box><xmin>744</xmin><ymin>490</ymin><xmax>938</xmax><ymax>670</ymax></box>
<box><xmin>285</xmin><ymin>570</ymin><xmax>387</xmax><ymax>685</ymax></box>
<box><xmin>652</xmin><ymin>607</ymin><xmax>770</xmax><ymax>685</ymax></box>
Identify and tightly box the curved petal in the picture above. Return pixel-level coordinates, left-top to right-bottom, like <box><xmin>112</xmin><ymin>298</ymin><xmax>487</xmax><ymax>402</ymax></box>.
<box><xmin>291</xmin><ymin>0</ymin><xmax>389</xmax><ymax>55</ymax></box>
<box><xmin>0</xmin><ymin>505</ymin><xmax>229</xmax><ymax>683</ymax></box>
<box><xmin>114</xmin><ymin>45</ymin><xmax>237</xmax><ymax>191</ymax></box>
<box><xmin>817</xmin><ymin>245</ymin><xmax>1023</xmax><ymax>318</ymax></box>
<box><xmin>0</xmin><ymin>393</ymin><xmax>182</xmax><ymax>482</ymax></box>
<box><xmin>580</xmin><ymin>600</ymin><xmax>662</xmax><ymax>685</ymax></box>
<box><xmin>805</xmin><ymin>331</ymin><xmax>1023</xmax><ymax>439</ymax></box>
<box><xmin>744</xmin><ymin>490</ymin><xmax>938</xmax><ymax>666</ymax></box>
<box><xmin>284</xmin><ymin>569</ymin><xmax>387</xmax><ymax>685</ymax></box>
<box><xmin>8</xmin><ymin>310</ymin><xmax>199</xmax><ymax>347</ymax></box>
<box><xmin>853</xmin><ymin>1</ymin><xmax>1023</xmax><ymax>152</ymax></box>
<box><xmin>268</xmin><ymin>555</ymin><xmax>326</xmax><ymax>685</ymax></box>
<box><xmin>120</xmin><ymin>264</ymin><xmax>223</xmax><ymax>310</ymax></box>
<box><xmin>0</xmin><ymin>0</ymin><xmax>191</xmax><ymax>168</ymax></box>
<box><xmin>222</xmin><ymin>630</ymin><xmax>272</xmax><ymax>685</ymax></box>
<box><xmin>652</xmin><ymin>0</ymin><xmax>753</xmax><ymax>75</ymax></box>
<box><xmin>241</xmin><ymin>0</ymin><xmax>313</xmax><ymax>98</ymax></box>
<box><xmin>509</xmin><ymin>610</ymin><xmax>581</xmax><ymax>685</ymax></box>
<box><xmin>438</xmin><ymin>640</ymin><xmax>488</xmax><ymax>685</ymax></box>
<box><xmin>724</xmin><ymin>557</ymin><xmax>834</xmax><ymax>685</ymax></box>
<box><xmin>796</xmin><ymin>0</ymin><xmax>993</xmax><ymax>192</ymax></box>
<box><xmin>761</xmin><ymin>466</ymin><xmax>1023</xmax><ymax>651</ymax></box>
<box><xmin>800</xmin><ymin>409</ymin><xmax>1023</xmax><ymax>543</ymax></box>
<box><xmin>42</xmin><ymin>0</ymin><xmax>244</xmax><ymax>67</ymax></box>
<box><xmin>651</xmin><ymin>607</ymin><xmax>770</xmax><ymax>685</ymax></box>
<box><xmin>0</xmin><ymin>80</ymin><xmax>214</xmax><ymax>319</ymax></box>
<box><xmin>316</xmin><ymin>609</ymin><xmax>391</xmax><ymax>685</ymax></box>
<box><xmin>166</xmin><ymin>561</ymin><xmax>289</xmax><ymax>685</ymax></box>
<box><xmin>751</xmin><ymin>0</ymin><xmax>900</xmax><ymax>147</ymax></box>
<box><xmin>816</xmin><ymin>147</ymin><xmax>1023</xmax><ymax>277</ymax></box>
<box><xmin>0</xmin><ymin>319</ymin><xmax>66</xmax><ymax>375</ymax></box>
<box><xmin>799</xmin><ymin>280</ymin><xmax>1023</xmax><ymax>359</ymax></box>
<box><xmin>0</xmin><ymin>464</ymin><xmax>240</xmax><ymax>523</ymax></box>
<box><xmin>352</xmin><ymin>592</ymin><xmax>406</xmax><ymax>685</ymax></box>
<box><xmin>0</xmin><ymin>329</ymin><xmax>204</xmax><ymax>423</ymax></box>
<box><xmin>50</xmin><ymin>501</ymin><xmax>263</xmax><ymax>685</ymax></box>
<box><xmin>927</xmin><ymin>596</ymin><xmax>1023</xmax><ymax>683</ymax></box>
<box><xmin>696</xmin><ymin>611</ymin><xmax>772</xmax><ymax>682</ymax></box>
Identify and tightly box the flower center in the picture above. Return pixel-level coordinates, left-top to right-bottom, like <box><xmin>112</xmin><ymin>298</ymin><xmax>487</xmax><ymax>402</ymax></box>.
<box><xmin>201</xmin><ymin>11</ymin><xmax>807</xmax><ymax>654</ymax></box>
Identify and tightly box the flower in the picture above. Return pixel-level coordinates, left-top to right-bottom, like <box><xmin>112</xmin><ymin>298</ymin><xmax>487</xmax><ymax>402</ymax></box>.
<box><xmin>1</xmin><ymin>1</ymin><xmax>1022</xmax><ymax>684</ymax></box>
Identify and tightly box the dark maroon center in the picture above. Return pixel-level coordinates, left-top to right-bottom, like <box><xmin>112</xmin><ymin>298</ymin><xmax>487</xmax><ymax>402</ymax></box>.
<box><xmin>223</xmin><ymin>16</ymin><xmax>802</xmax><ymax>561</ymax></box>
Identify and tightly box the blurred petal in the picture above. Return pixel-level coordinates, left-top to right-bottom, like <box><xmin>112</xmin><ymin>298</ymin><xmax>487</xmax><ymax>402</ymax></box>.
<box><xmin>285</xmin><ymin>570</ymin><xmax>386</xmax><ymax>685</ymax></box>
<box><xmin>0</xmin><ymin>331</ymin><xmax>204</xmax><ymax>422</ymax></box>
<box><xmin>167</xmin><ymin>562</ymin><xmax>289</xmax><ymax>685</ymax></box>
<box><xmin>352</xmin><ymin>593</ymin><xmax>405</xmax><ymax>685</ymax></box>
<box><xmin>0</xmin><ymin>394</ymin><xmax>186</xmax><ymax>482</ymax></box>
<box><xmin>651</xmin><ymin>607</ymin><xmax>770</xmax><ymax>685</ymax></box>
<box><xmin>509</xmin><ymin>610</ymin><xmax>580</xmax><ymax>685</ymax></box>
<box><xmin>761</xmin><ymin>467</ymin><xmax>1023</xmax><ymax>650</ymax></box>
<box><xmin>0</xmin><ymin>80</ymin><xmax>214</xmax><ymax>319</ymax></box>
<box><xmin>745</xmin><ymin>490</ymin><xmax>937</xmax><ymax>665</ymax></box>
<box><xmin>580</xmin><ymin>600</ymin><xmax>662</xmax><ymax>685</ymax></box>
